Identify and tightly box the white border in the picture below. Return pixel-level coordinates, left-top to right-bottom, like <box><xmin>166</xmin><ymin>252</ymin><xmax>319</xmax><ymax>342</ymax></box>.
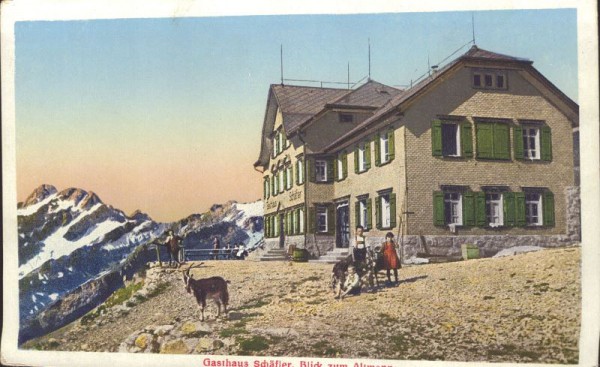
<box><xmin>2</xmin><ymin>1</ymin><xmax>598</xmax><ymax>367</ymax></box>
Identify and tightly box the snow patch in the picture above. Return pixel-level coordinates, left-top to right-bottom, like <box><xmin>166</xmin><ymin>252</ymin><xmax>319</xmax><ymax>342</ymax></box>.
<box><xmin>17</xmin><ymin>193</ymin><xmax>58</xmax><ymax>216</ymax></box>
<box><xmin>57</xmin><ymin>272</ymin><xmax>64</xmax><ymax>278</ymax></box>
<box><xmin>18</xmin><ymin>203</ymin><xmax>125</xmax><ymax>278</ymax></box>
<box><xmin>31</xmin><ymin>294</ymin><xmax>37</xmax><ymax>302</ymax></box>
<box><xmin>49</xmin><ymin>293</ymin><xmax>59</xmax><ymax>301</ymax></box>
<box><xmin>493</xmin><ymin>246</ymin><xmax>545</xmax><ymax>258</ymax></box>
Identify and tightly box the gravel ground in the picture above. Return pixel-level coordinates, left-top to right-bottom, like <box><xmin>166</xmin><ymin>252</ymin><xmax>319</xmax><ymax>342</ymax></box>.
<box><xmin>23</xmin><ymin>246</ymin><xmax>581</xmax><ymax>363</ymax></box>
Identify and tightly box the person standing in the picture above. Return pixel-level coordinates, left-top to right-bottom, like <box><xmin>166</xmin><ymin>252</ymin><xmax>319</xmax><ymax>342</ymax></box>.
<box><xmin>381</xmin><ymin>232</ymin><xmax>400</xmax><ymax>284</ymax></box>
<box><xmin>352</xmin><ymin>225</ymin><xmax>368</xmax><ymax>272</ymax></box>
<box><xmin>212</xmin><ymin>237</ymin><xmax>220</xmax><ymax>260</ymax></box>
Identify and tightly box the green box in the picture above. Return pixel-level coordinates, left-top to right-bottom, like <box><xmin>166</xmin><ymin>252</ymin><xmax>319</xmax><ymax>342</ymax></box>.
<box><xmin>461</xmin><ymin>244</ymin><xmax>480</xmax><ymax>260</ymax></box>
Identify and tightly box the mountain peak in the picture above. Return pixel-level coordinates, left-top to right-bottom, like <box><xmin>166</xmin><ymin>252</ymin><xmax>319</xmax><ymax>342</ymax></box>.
<box><xmin>22</xmin><ymin>184</ymin><xmax>58</xmax><ymax>207</ymax></box>
<box><xmin>129</xmin><ymin>209</ymin><xmax>152</xmax><ymax>222</ymax></box>
<box><xmin>57</xmin><ymin>188</ymin><xmax>103</xmax><ymax>209</ymax></box>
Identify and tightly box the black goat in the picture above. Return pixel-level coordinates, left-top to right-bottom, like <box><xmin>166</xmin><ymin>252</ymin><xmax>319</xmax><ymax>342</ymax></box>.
<box><xmin>181</xmin><ymin>264</ymin><xmax>229</xmax><ymax>321</ymax></box>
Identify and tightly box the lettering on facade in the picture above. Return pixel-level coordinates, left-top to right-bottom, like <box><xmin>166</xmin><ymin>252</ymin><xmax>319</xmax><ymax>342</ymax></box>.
<box><xmin>289</xmin><ymin>189</ymin><xmax>302</xmax><ymax>201</ymax></box>
<box><xmin>266</xmin><ymin>201</ymin><xmax>278</xmax><ymax>210</ymax></box>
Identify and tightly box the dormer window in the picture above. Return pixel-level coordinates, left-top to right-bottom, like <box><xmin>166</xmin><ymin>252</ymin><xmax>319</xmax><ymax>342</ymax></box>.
<box><xmin>339</xmin><ymin>113</ymin><xmax>354</xmax><ymax>123</ymax></box>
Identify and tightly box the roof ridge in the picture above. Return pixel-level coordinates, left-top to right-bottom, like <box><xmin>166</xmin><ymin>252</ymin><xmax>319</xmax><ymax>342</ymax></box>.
<box><xmin>270</xmin><ymin>83</ymin><xmax>349</xmax><ymax>92</ymax></box>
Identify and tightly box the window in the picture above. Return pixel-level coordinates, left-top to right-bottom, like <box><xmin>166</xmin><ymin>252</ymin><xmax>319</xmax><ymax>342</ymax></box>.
<box><xmin>522</xmin><ymin>127</ymin><xmax>540</xmax><ymax>160</ymax></box>
<box><xmin>286</xmin><ymin>166</ymin><xmax>293</xmax><ymax>190</ymax></box>
<box><xmin>525</xmin><ymin>192</ymin><xmax>542</xmax><ymax>226</ymax></box>
<box><xmin>278</xmin><ymin>170</ymin><xmax>284</xmax><ymax>193</ymax></box>
<box><xmin>355</xmin><ymin>141</ymin><xmax>370</xmax><ymax>173</ymax></box>
<box><xmin>273</xmin><ymin>174</ymin><xmax>278</xmax><ymax>196</ymax></box>
<box><xmin>316</xmin><ymin>206</ymin><xmax>328</xmax><ymax>233</ymax></box>
<box><xmin>472</xmin><ymin>69</ymin><xmax>508</xmax><ymax>90</ymax></box>
<box><xmin>431</xmin><ymin>120</ymin><xmax>473</xmax><ymax>158</ymax></box>
<box><xmin>273</xmin><ymin>215</ymin><xmax>279</xmax><ymax>236</ymax></box>
<box><xmin>296</xmin><ymin>207</ymin><xmax>305</xmax><ymax>234</ymax></box>
<box><xmin>339</xmin><ymin>113</ymin><xmax>354</xmax><ymax>123</ymax></box>
<box><xmin>515</xmin><ymin>123</ymin><xmax>552</xmax><ymax>161</ymax></box>
<box><xmin>296</xmin><ymin>158</ymin><xmax>304</xmax><ymax>185</ymax></box>
<box><xmin>375</xmin><ymin>192</ymin><xmax>396</xmax><ymax>229</ymax></box>
<box><xmin>263</xmin><ymin>177</ymin><xmax>270</xmax><ymax>199</ymax></box>
<box><xmin>444</xmin><ymin>192</ymin><xmax>463</xmax><ymax>225</ymax></box>
<box><xmin>355</xmin><ymin>197</ymin><xmax>372</xmax><ymax>230</ymax></box>
<box><xmin>473</xmin><ymin>74</ymin><xmax>481</xmax><ymax>87</ymax></box>
<box><xmin>485</xmin><ymin>192</ymin><xmax>503</xmax><ymax>227</ymax></box>
<box><xmin>315</xmin><ymin>160</ymin><xmax>327</xmax><ymax>182</ymax></box>
<box><xmin>476</xmin><ymin>121</ymin><xmax>510</xmax><ymax>160</ymax></box>
<box><xmin>442</xmin><ymin>123</ymin><xmax>460</xmax><ymax>156</ymax></box>
<box><xmin>336</xmin><ymin>152</ymin><xmax>347</xmax><ymax>181</ymax></box>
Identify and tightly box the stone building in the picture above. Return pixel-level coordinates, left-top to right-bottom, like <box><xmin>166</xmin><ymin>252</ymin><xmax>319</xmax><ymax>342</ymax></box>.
<box><xmin>253</xmin><ymin>46</ymin><xmax>580</xmax><ymax>259</ymax></box>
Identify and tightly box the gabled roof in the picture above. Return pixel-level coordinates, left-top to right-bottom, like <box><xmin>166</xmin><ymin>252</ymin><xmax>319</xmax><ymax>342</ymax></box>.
<box><xmin>325</xmin><ymin>80</ymin><xmax>403</xmax><ymax>109</ymax></box>
<box><xmin>321</xmin><ymin>46</ymin><xmax>578</xmax><ymax>153</ymax></box>
<box><xmin>271</xmin><ymin>84</ymin><xmax>349</xmax><ymax>134</ymax></box>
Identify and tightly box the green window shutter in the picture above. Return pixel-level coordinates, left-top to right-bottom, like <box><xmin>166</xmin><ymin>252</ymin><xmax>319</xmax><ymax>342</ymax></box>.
<box><xmin>513</xmin><ymin>126</ymin><xmax>524</xmax><ymax>160</ymax></box>
<box><xmin>461</xmin><ymin>123</ymin><xmax>473</xmax><ymax>158</ymax></box>
<box><xmin>355</xmin><ymin>201</ymin><xmax>360</xmax><ymax>228</ymax></box>
<box><xmin>515</xmin><ymin>192</ymin><xmax>526</xmax><ymax>227</ymax></box>
<box><xmin>327</xmin><ymin>159</ymin><xmax>334</xmax><ymax>183</ymax></box>
<box><xmin>543</xmin><ymin>191</ymin><xmax>555</xmax><ymax>226</ymax></box>
<box><xmin>308</xmin><ymin>158</ymin><xmax>315</xmax><ymax>182</ymax></box>
<box><xmin>271</xmin><ymin>175</ymin><xmax>276</xmax><ymax>196</ymax></box>
<box><xmin>333</xmin><ymin>156</ymin><xmax>338</xmax><ymax>181</ymax></box>
<box><xmin>475</xmin><ymin>192</ymin><xmax>486</xmax><ymax>227</ymax></box>
<box><xmin>389</xmin><ymin>193</ymin><xmax>397</xmax><ymax>228</ymax></box>
<box><xmin>283</xmin><ymin>169</ymin><xmax>287</xmax><ymax>191</ymax></box>
<box><xmin>365</xmin><ymin>141</ymin><xmax>371</xmax><ymax>170</ymax></box>
<box><xmin>375</xmin><ymin>196</ymin><xmax>382</xmax><ymax>229</ymax></box>
<box><xmin>503</xmin><ymin>193</ymin><xmax>515</xmax><ymax>226</ymax></box>
<box><xmin>463</xmin><ymin>191</ymin><xmax>475</xmax><ymax>226</ymax></box>
<box><xmin>308</xmin><ymin>207</ymin><xmax>316</xmax><ymax>234</ymax></box>
<box><xmin>264</xmin><ymin>216</ymin><xmax>269</xmax><ymax>237</ymax></box>
<box><xmin>295</xmin><ymin>160</ymin><xmax>299</xmax><ymax>185</ymax></box>
<box><xmin>296</xmin><ymin>208</ymin><xmax>301</xmax><ymax>234</ymax></box>
<box><xmin>354</xmin><ymin>147</ymin><xmax>359</xmax><ymax>174</ymax></box>
<box><xmin>431</xmin><ymin>120</ymin><xmax>442</xmax><ymax>156</ymax></box>
<box><xmin>374</xmin><ymin>133</ymin><xmax>381</xmax><ymax>166</ymax></box>
<box><xmin>342</xmin><ymin>152</ymin><xmax>348</xmax><ymax>179</ymax></box>
<box><xmin>493</xmin><ymin>123</ymin><xmax>511</xmax><ymax>160</ymax></box>
<box><xmin>289</xmin><ymin>167</ymin><xmax>293</xmax><ymax>189</ymax></box>
<box><xmin>433</xmin><ymin>191</ymin><xmax>445</xmax><ymax>226</ymax></box>
<box><xmin>541</xmin><ymin>126</ymin><xmax>553</xmax><ymax>161</ymax></box>
<box><xmin>367</xmin><ymin>198</ymin><xmax>373</xmax><ymax>230</ymax></box>
<box><xmin>388</xmin><ymin>130</ymin><xmax>395</xmax><ymax>161</ymax></box>
<box><xmin>476</xmin><ymin>123</ymin><xmax>494</xmax><ymax>159</ymax></box>
<box><xmin>327</xmin><ymin>205</ymin><xmax>335</xmax><ymax>235</ymax></box>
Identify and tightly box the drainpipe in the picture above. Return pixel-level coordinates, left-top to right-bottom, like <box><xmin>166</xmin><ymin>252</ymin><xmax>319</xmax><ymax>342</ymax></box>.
<box><xmin>297</xmin><ymin>130</ymin><xmax>309</xmax><ymax>251</ymax></box>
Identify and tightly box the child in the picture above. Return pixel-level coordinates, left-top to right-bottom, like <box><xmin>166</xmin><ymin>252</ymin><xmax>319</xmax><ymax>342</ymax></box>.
<box><xmin>340</xmin><ymin>266</ymin><xmax>361</xmax><ymax>299</ymax></box>
<box><xmin>381</xmin><ymin>232</ymin><xmax>400</xmax><ymax>284</ymax></box>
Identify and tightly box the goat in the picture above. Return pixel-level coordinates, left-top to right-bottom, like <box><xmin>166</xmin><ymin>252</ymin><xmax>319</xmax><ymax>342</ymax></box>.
<box><xmin>331</xmin><ymin>255</ymin><xmax>354</xmax><ymax>298</ymax></box>
<box><xmin>181</xmin><ymin>264</ymin><xmax>230</xmax><ymax>321</ymax></box>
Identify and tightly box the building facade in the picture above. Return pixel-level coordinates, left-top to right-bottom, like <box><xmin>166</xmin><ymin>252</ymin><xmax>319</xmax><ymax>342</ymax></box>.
<box><xmin>254</xmin><ymin>46</ymin><xmax>580</xmax><ymax>259</ymax></box>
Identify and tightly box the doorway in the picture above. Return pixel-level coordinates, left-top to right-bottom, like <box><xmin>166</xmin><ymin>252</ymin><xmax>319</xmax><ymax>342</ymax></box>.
<box><xmin>336</xmin><ymin>202</ymin><xmax>350</xmax><ymax>248</ymax></box>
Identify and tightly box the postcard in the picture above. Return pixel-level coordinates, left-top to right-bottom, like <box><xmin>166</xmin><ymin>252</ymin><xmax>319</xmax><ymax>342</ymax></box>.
<box><xmin>2</xmin><ymin>1</ymin><xmax>599</xmax><ymax>367</ymax></box>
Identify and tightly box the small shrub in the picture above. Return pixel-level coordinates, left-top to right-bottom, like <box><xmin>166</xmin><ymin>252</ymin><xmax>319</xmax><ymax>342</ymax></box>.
<box><xmin>219</xmin><ymin>327</ymin><xmax>248</xmax><ymax>338</ymax></box>
<box><xmin>238</xmin><ymin>335</ymin><xmax>270</xmax><ymax>354</ymax></box>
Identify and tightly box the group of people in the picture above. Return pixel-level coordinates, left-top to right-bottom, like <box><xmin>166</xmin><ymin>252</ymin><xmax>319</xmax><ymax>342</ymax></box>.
<box><xmin>339</xmin><ymin>226</ymin><xmax>401</xmax><ymax>298</ymax></box>
<box><xmin>211</xmin><ymin>237</ymin><xmax>248</xmax><ymax>260</ymax></box>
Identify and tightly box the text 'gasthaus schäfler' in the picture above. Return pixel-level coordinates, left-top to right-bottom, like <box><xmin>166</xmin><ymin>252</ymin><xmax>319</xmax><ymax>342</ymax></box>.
<box><xmin>202</xmin><ymin>357</ymin><xmax>393</xmax><ymax>367</ymax></box>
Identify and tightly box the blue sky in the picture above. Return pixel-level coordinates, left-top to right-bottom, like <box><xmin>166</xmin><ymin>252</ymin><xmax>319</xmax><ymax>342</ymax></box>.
<box><xmin>15</xmin><ymin>9</ymin><xmax>578</xmax><ymax>221</ymax></box>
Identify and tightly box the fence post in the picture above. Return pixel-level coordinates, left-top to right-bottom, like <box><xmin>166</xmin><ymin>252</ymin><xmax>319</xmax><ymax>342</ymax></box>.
<box><xmin>155</xmin><ymin>245</ymin><xmax>162</xmax><ymax>267</ymax></box>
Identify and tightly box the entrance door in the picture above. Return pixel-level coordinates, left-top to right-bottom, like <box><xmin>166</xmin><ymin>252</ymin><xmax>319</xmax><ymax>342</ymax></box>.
<box><xmin>279</xmin><ymin>214</ymin><xmax>285</xmax><ymax>248</ymax></box>
<box><xmin>336</xmin><ymin>202</ymin><xmax>350</xmax><ymax>248</ymax></box>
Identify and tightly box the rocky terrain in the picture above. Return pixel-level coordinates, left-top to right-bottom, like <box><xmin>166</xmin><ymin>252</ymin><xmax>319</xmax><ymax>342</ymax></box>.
<box><xmin>23</xmin><ymin>247</ymin><xmax>581</xmax><ymax>363</ymax></box>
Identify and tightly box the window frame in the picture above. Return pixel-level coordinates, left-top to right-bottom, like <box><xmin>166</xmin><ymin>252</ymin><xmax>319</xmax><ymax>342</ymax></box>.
<box><xmin>522</xmin><ymin>125</ymin><xmax>541</xmax><ymax>160</ymax></box>
<box><xmin>472</xmin><ymin>69</ymin><xmax>508</xmax><ymax>90</ymax></box>
<box><xmin>444</xmin><ymin>191</ymin><xmax>463</xmax><ymax>226</ymax></box>
<box><xmin>339</xmin><ymin>113</ymin><xmax>354</xmax><ymax>123</ymax></box>
<box><xmin>485</xmin><ymin>192</ymin><xmax>504</xmax><ymax>227</ymax></box>
<box><xmin>441</xmin><ymin>122</ymin><xmax>461</xmax><ymax>157</ymax></box>
<box><xmin>380</xmin><ymin>133</ymin><xmax>390</xmax><ymax>163</ymax></box>
<box><xmin>525</xmin><ymin>191</ymin><xmax>543</xmax><ymax>226</ymax></box>
<box><xmin>316</xmin><ymin>205</ymin><xmax>328</xmax><ymax>233</ymax></box>
<box><xmin>296</xmin><ymin>157</ymin><xmax>305</xmax><ymax>185</ymax></box>
<box><xmin>315</xmin><ymin>160</ymin><xmax>328</xmax><ymax>182</ymax></box>
<box><xmin>358</xmin><ymin>143</ymin><xmax>367</xmax><ymax>172</ymax></box>
<box><xmin>286</xmin><ymin>165</ymin><xmax>293</xmax><ymax>190</ymax></box>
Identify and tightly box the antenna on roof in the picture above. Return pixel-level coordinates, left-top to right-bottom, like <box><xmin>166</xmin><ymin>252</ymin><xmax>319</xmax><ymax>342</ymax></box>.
<box><xmin>280</xmin><ymin>44</ymin><xmax>284</xmax><ymax>85</ymax></box>
<box><xmin>427</xmin><ymin>54</ymin><xmax>431</xmax><ymax>77</ymax></box>
<box><xmin>368</xmin><ymin>38</ymin><xmax>371</xmax><ymax>81</ymax></box>
<box><xmin>471</xmin><ymin>13</ymin><xmax>476</xmax><ymax>45</ymax></box>
<box><xmin>347</xmin><ymin>62</ymin><xmax>350</xmax><ymax>90</ymax></box>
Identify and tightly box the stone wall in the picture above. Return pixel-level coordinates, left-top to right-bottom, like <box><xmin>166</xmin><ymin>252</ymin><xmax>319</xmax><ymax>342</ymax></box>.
<box><xmin>304</xmin><ymin>234</ymin><xmax>335</xmax><ymax>259</ymax></box>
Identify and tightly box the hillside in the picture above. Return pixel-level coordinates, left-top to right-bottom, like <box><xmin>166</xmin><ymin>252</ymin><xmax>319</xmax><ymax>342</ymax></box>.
<box><xmin>23</xmin><ymin>247</ymin><xmax>581</xmax><ymax>363</ymax></box>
